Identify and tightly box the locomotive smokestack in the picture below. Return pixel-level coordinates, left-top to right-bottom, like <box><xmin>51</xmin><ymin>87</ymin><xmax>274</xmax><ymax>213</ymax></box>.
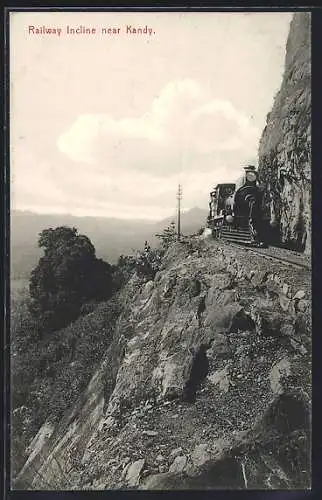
<box><xmin>244</xmin><ymin>165</ymin><xmax>256</xmax><ymax>172</ymax></box>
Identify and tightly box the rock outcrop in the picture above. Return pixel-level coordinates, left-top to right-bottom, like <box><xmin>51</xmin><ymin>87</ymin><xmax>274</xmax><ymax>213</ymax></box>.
<box><xmin>258</xmin><ymin>12</ymin><xmax>311</xmax><ymax>254</ymax></box>
<box><xmin>14</xmin><ymin>238</ymin><xmax>311</xmax><ymax>490</ymax></box>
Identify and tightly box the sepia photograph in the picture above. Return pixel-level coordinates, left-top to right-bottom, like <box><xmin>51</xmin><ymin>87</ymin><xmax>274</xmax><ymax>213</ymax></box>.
<box><xmin>9</xmin><ymin>9</ymin><xmax>311</xmax><ymax>490</ymax></box>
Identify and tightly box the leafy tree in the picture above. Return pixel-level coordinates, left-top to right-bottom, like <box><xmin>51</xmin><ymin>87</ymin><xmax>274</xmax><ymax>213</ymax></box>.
<box><xmin>29</xmin><ymin>226</ymin><xmax>113</xmax><ymax>334</ymax></box>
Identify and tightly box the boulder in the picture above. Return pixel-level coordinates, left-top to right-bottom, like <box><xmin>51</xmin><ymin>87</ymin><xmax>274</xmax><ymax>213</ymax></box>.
<box><xmin>125</xmin><ymin>459</ymin><xmax>145</xmax><ymax>487</ymax></box>
<box><xmin>204</xmin><ymin>303</ymin><xmax>243</xmax><ymax>331</ymax></box>
<box><xmin>293</xmin><ymin>290</ymin><xmax>306</xmax><ymax>300</ymax></box>
<box><xmin>207</xmin><ymin>366</ymin><xmax>230</xmax><ymax>393</ymax></box>
<box><xmin>191</xmin><ymin>443</ymin><xmax>212</xmax><ymax>467</ymax></box>
<box><xmin>169</xmin><ymin>455</ymin><xmax>187</xmax><ymax>473</ymax></box>
<box><xmin>269</xmin><ymin>357</ymin><xmax>291</xmax><ymax>396</ymax></box>
<box><xmin>169</xmin><ymin>447</ymin><xmax>183</xmax><ymax>459</ymax></box>
<box><xmin>251</xmin><ymin>270</ymin><xmax>270</xmax><ymax>288</ymax></box>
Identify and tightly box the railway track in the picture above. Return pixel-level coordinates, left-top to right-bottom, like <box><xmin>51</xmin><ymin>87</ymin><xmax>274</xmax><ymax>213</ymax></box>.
<box><xmin>223</xmin><ymin>241</ymin><xmax>311</xmax><ymax>271</ymax></box>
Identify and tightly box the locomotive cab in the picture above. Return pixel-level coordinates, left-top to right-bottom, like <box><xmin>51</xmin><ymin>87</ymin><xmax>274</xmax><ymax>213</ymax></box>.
<box><xmin>208</xmin><ymin>183</ymin><xmax>235</xmax><ymax>231</ymax></box>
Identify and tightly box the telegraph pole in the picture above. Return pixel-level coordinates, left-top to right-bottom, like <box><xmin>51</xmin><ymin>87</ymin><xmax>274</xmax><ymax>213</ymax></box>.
<box><xmin>177</xmin><ymin>184</ymin><xmax>182</xmax><ymax>240</ymax></box>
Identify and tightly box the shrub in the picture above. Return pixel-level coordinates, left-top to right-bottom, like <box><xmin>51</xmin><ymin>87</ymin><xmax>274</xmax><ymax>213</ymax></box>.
<box><xmin>135</xmin><ymin>243</ymin><xmax>162</xmax><ymax>280</ymax></box>
<box><xmin>155</xmin><ymin>221</ymin><xmax>178</xmax><ymax>252</ymax></box>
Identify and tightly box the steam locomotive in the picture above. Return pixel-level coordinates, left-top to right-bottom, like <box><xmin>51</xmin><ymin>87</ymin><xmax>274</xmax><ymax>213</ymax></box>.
<box><xmin>207</xmin><ymin>165</ymin><xmax>269</xmax><ymax>247</ymax></box>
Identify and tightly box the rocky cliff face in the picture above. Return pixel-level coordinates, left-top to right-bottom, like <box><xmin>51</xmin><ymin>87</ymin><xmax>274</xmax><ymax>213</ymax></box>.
<box><xmin>15</xmin><ymin>237</ymin><xmax>311</xmax><ymax>490</ymax></box>
<box><xmin>258</xmin><ymin>12</ymin><xmax>311</xmax><ymax>254</ymax></box>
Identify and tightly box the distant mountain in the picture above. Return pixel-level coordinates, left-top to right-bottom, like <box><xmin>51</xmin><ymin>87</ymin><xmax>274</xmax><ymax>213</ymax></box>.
<box><xmin>155</xmin><ymin>206</ymin><xmax>209</xmax><ymax>234</ymax></box>
<box><xmin>10</xmin><ymin>208</ymin><xmax>208</xmax><ymax>279</ymax></box>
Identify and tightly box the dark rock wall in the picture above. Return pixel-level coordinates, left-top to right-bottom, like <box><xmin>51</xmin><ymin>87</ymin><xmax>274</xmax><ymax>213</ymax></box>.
<box><xmin>258</xmin><ymin>12</ymin><xmax>311</xmax><ymax>253</ymax></box>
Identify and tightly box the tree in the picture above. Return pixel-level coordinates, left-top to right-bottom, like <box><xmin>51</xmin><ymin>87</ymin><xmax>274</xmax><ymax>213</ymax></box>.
<box><xmin>112</xmin><ymin>254</ymin><xmax>137</xmax><ymax>289</ymax></box>
<box><xmin>29</xmin><ymin>226</ymin><xmax>113</xmax><ymax>334</ymax></box>
<box><xmin>135</xmin><ymin>245</ymin><xmax>161</xmax><ymax>280</ymax></box>
<box><xmin>155</xmin><ymin>221</ymin><xmax>177</xmax><ymax>251</ymax></box>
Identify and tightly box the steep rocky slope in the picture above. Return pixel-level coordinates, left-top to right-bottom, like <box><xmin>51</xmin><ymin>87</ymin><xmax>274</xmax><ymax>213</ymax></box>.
<box><xmin>15</xmin><ymin>237</ymin><xmax>311</xmax><ymax>490</ymax></box>
<box><xmin>258</xmin><ymin>12</ymin><xmax>311</xmax><ymax>254</ymax></box>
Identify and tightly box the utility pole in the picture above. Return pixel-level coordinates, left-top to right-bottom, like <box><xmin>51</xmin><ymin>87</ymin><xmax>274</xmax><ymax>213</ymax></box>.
<box><xmin>177</xmin><ymin>184</ymin><xmax>182</xmax><ymax>240</ymax></box>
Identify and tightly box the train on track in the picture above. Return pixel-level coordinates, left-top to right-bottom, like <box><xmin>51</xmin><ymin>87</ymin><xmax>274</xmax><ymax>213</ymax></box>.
<box><xmin>207</xmin><ymin>165</ymin><xmax>270</xmax><ymax>247</ymax></box>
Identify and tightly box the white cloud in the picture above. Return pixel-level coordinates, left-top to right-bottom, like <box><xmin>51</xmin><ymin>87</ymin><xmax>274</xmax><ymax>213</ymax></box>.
<box><xmin>13</xmin><ymin>79</ymin><xmax>262</xmax><ymax>219</ymax></box>
<box><xmin>57</xmin><ymin>78</ymin><xmax>205</xmax><ymax>163</ymax></box>
<box><xmin>151</xmin><ymin>78</ymin><xmax>204</xmax><ymax>126</ymax></box>
<box><xmin>57</xmin><ymin>114</ymin><xmax>106</xmax><ymax>164</ymax></box>
<box><xmin>12</xmin><ymin>78</ymin><xmax>262</xmax><ymax>220</ymax></box>
<box><xmin>57</xmin><ymin>78</ymin><xmax>260</xmax><ymax>169</ymax></box>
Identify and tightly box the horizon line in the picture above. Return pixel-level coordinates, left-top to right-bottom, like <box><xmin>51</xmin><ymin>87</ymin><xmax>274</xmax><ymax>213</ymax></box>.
<box><xmin>11</xmin><ymin>205</ymin><xmax>208</xmax><ymax>222</ymax></box>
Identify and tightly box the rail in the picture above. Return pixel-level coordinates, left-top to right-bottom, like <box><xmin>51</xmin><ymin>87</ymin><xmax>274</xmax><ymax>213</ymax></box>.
<box><xmin>221</xmin><ymin>241</ymin><xmax>311</xmax><ymax>272</ymax></box>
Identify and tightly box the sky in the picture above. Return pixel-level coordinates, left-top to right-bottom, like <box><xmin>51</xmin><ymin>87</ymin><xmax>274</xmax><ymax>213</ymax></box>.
<box><xmin>10</xmin><ymin>11</ymin><xmax>294</xmax><ymax>220</ymax></box>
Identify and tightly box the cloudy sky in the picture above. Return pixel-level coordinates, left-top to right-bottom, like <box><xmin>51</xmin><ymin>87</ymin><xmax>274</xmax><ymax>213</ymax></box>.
<box><xmin>10</xmin><ymin>11</ymin><xmax>293</xmax><ymax>220</ymax></box>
